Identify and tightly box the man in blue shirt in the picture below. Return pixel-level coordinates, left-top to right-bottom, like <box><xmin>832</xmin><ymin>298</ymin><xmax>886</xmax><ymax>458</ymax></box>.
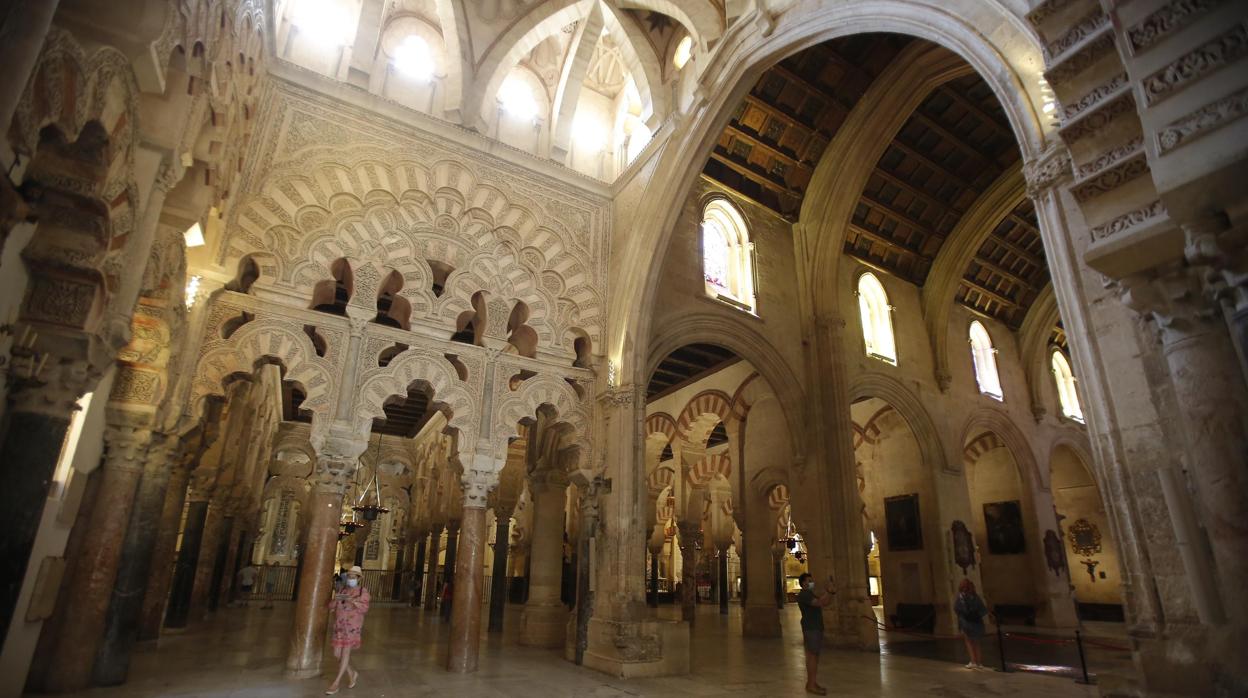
<box><xmin>796</xmin><ymin>572</ymin><xmax>835</xmax><ymax>695</ymax></box>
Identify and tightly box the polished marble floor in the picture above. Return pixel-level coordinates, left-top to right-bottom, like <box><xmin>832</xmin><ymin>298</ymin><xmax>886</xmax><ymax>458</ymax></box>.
<box><xmin>46</xmin><ymin>602</ymin><xmax>1100</xmax><ymax>697</ymax></box>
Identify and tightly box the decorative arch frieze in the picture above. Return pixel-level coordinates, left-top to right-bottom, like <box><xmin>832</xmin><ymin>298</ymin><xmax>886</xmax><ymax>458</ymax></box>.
<box><xmin>226</xmin><ymin>157</ymin><xmax>604</xmax><ymax>355</ymax></box>
<box><xmin>354</xmin><ymin>347</ymin><xmax>479</xmax><ymax>450</ymax></box>
<box><xmin>491</xmin><ymin>372</ymin><xmax>591</xmax><ymax>463</ymax></box>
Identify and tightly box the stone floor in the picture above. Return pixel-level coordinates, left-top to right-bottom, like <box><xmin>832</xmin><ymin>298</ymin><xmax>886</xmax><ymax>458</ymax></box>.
<box><xmin>44</xmin><ymin>602</ymin><xmax>1100</xmax><ymax>697</ymax></box>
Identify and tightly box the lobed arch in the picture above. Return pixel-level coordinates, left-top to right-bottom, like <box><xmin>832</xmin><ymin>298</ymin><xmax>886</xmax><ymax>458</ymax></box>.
<box><xmin>920</xmin><ymin>166</ymin><xmax>1027</xmax><ymax>388</ymax></box>
<box><xmin>492</xmin><ymin>373</ymin><xmax>592</xmax><ymax>463</ymax></box>
<box><xmin>849</xmin><ymin>372</ymin><xmax>952</xmax><ymax>474</ymax></box>
<box><xmin>647</xmin><ymin>313</ymin><xmax>805</xmax><ymax>462</ymax></box>
<box><xmin>612</xmin><ymin>0</ymin><xmax>1054</xmax><ymax>389</ymax></box>
<box><xmin>189</xmin><ymin>317</ymin><xmax>335</xmax><ymax>427</ymax></box>
<box><xmin>354</xmin><ymin>350</ymin><xmax>478</xmax><ymax>451</ymax></box>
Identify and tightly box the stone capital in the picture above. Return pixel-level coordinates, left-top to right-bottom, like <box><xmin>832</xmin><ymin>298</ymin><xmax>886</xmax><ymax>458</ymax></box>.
<box><xmin>597</xmin><ymin>383</ymin><xmax>640</xmax><ymax>408</ymax></box>
<box><xmin>6</xmin><ymin>355</ymin><xmax>100</xmax><ymax>417</ymax></box>
<box><xmin>1023</xmin><ymin>145</ymin><xmax>1073</xmax><ymax>198</ymax></box>
<box><xmin>103</xmin><ymin>424</ymin><xmax>153</xmax><ymax>473</ymax></box>
<box><xmin>1118</xmin><ymin>265</ymin><xmax>1222</xmax><ymax>345</ymax></box>
<box><xmin>461</xmin><ymin>464</ymin><xmax>501</xmax><ymax>510</ymax></box>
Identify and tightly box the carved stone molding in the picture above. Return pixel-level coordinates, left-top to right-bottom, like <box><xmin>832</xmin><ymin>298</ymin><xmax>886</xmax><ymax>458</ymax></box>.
<box><xmin>1045</xmin><ymin>9</ymin><xmax>1111</xmax><ymax>62</ymax></box>
<box><xmin>1045</xmin><ymin>28</ymin><xmax>1115</xmax><ymax>84</ymax></box>
<box><xmin>1028</xmin><ymin>0</ymin><xmax>1082</xmax><ymax>28</ymax></box>
<box><xmin>1128</xmin><ymin>0</ymin><xmax>1224</xmax><ymax>54</ymax></box>
<box><xmin>6</xmin><ymin>358</ymin><xmax>100</xmax><ymax>418</ymax></box>
<box><xmin>1141</xmin><ymin>24</ymin><xmax>1248</xmax><ymax>107</ymax></box>
<box><xmin>1157</xmin><ymin>85</ymin><xmax>1248</xmax><ymax>154</ymax></box>
<box><xmin>1058</xmin><ymin>90</ymin><xmax>1136</xmax><ymax>145</ymax></box>
<box><xmin>1090</xmin><ymin>199</ymin><xmax>1168</xmax><ymax>241</ymax></box>
<box><xmin>1071</xmin><ymin>150</ymin><xmax>1150</xmax><ymax>203</ymax></box>
<box><xmin>1062</xmin><ymin>73</ymin><xmax>1128</xmax><ymax>121</ymax></box>
<box><xmin>1117</xmin><ymin>262</ymin><xmax>1221</xmax><ymax>342</ymax></box>
<box><xmin>1076</xmin><ymin>136</ymin><xmax>1145</xmax><ymax>178</ymax></box>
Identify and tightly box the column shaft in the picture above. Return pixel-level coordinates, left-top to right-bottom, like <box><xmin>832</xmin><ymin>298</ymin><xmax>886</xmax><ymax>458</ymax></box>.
<box><xmin>520</xmin><ymin>479</ymin><xmax>568</xmax><ymax>647</ymax></box>
<box><xmin>187</xmin><ymin>503</ymin><xmax>224</xmax><ymax>620</ymax></box>
<box><xmin>423</xmin><ymin>526</ymin><xmax>442</xmax><ymax>610</ymax></box>
<box><xmin>43</xmin><ymin>428</ymin><xmax>147</xmax><ymax>693</ymax></box>
<box><xmin>141</xmin><ymin>466</ymin><xmax>191</xmax><ymax>638</ymax></box>
<box><xmin>648</xmin><ymin>549</ymin><xmax>660</xmax><ymax>607</ymax></box>
<box><xmin>94</xmin><ymin>440</ymin><xmax>175</xmax><ymax>685</ymax></box>
<box><xmin>411</xmin><ymin>536</ymin><xmax>427</xmax><ymax>607</ymax></box>
<box><xmin>164</xmin><ymin>500</ymin><xmax>209</xmax><ymax>628</ymax></box>
<box><xmin>677</xmin><ymin>522</ymin><xmax>699</xmax><ymax>623</ymax></box>
<box><xmin>488</xmin><ymin>519</ymin><xmax>510</xmax><ymax>632</ymax></box>
<box><xmin>447</xmin><ymin>506</ymin><xmax>487</xmax><ymax>672</ymax></box>
<box><xmin>391</xmin><ymin>545</ymin><xmax>406</xmax><ymax>601</ymax></box>
<box><xmin>285</xmin><ymin>486</ymin><xmax>343</xmax><ymax>678</ymax></box>
<box><xmin>441</xmin><ymin>522</ymin><xmax>460</xmax><ymax>618</ymax></box>
<box><xmin>0</xmin><ymin>409</ymin><xmax>72</xmax><ymax>643</ymax></box>
<box><xmin>718</xmin><ymin>550</ymin><xmax>729</xmax><ymax>615</ymax></box>
<box><xmin>213</xmin><ymin>518</ymin><xmax>240</xmax><ymax>610</ymax></box>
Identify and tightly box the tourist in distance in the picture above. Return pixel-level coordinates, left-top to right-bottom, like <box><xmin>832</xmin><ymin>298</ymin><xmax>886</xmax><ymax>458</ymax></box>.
<box><xmin>326</xmin><ymin>565</ymin><xmax>370</xmax><ymax>694</ymax></box>
<box><xmin>954</xmin><ymin>578</ymin><xmax>988</xmax><ymax>670</ymax></box>
<box><xmin>236</xmin><ymin>563</ymin><xmax>258</xmax><ymax>606</ymax></box>
<box><xmin>796</xmin><ymin>572</ymin><xmax>836</xmax><ymax>695</ymax></box>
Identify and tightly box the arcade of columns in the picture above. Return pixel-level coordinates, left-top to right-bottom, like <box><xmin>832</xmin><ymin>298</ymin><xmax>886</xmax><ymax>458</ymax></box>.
<box><xmin>0</xmin><ymin>1</ymin><xmax>1246</xmax><ymax>697</ymax></box>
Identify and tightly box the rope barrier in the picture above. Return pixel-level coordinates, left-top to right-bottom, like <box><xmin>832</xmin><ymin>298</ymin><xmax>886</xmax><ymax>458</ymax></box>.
<box><xmin>859</xmin><ymin>615</ymin><xmax>963</xmax><ymax>640</ymax></box>
<box><xmin>1081</xmin><ymin>638</ymin><xmax>1131</xmax><ymax>652</ymax></box>
<box><xmin>1004</xmin><ymin>632</ymin><xmax>1076</xmax><ymax>646</ymax></box>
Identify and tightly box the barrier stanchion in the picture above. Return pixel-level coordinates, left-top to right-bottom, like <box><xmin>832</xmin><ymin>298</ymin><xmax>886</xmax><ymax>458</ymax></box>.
<box><xmin>996</xmin><ymin>621</ymin><xmax>1009</xmax><ymax>673</ymax></box>
<box><xmin>1075</xmin><ymin>630</ymin><xmax>1091</xmax><ymax>685</ymax></box>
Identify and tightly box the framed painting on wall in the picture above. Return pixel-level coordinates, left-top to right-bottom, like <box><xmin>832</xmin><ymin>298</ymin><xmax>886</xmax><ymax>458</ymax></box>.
<box><xmin>884</xmin><ymin>493</ymin><xmax>923</xmax><ymax>551</ymax></box>
<box><xmin>983</xmin><ymin>500</ymin><xmax>1026</xmax><ymax>554</ymax></box>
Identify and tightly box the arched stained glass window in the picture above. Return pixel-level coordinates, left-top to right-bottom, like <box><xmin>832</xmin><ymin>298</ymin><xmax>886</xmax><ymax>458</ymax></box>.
<box><xmin>701</xmin><ymin>199</ymin><xmax>755</xmax><ymax>312</ymax></box>
<box><xmin>1051</xmin><ymin>350</ymin><xmax>1083</xmax><ymax>422</ymax></box>
<box><xmin>969</xmin><ymin>321</ymin><xmax>1003</xmax><ymax>400</ymax></box>
<box><xmin>857</xmin><ymin>272</ymin><xmax>896</xmax><ymax>364</ymax></box>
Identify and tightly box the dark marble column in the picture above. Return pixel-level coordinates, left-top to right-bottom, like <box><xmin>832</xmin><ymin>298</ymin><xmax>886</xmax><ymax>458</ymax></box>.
<box><xmin>140</xmin><ymin>460</ymin><xmax>193</xmax><ymax>640</ymax></box>
<box><xmin>93</xmin><ymin>434</ymin><xmax>177</xmax><ymax>685</ymax></box>
<box><xmin>411</xmin><ymin>534</ymin><xmax>427</xmax><ymax>606</ymax></box>
<box><xmin>44</xmin><ymin>425</ymin><xmax>151</xmax><ymax>693</ymax></box>
<box><xmin>211</xmin><ymin>517</ymin><xmax>239</xmax><ymax>610</ymax></box>
<box><xmin>204</xmin><ymin>513</ymin><xmax>234</xmax><ymax>613</ymax></box>
<box><xmin>391</xmin><ymin>542</ymin><xmax>406</xmax><ymax>600</ymax></box>
<box><xmin>423</xmin><ymin>525</ymin><xmax>443</xmax><ymax>611</ymax></box>
<box><xmin>774</xmin><ymin>554</ymin><xmax>785</xmax><ymax>609</ymax></box>
<box><xmin>285</xmin><ymin>478</ymin><xmax>346</xmax><ymax>678</ymax></box>
<box><xmin>677</xmin><ymin>521</ymin><xmax>700</xmax><ymax>623</ymax></box>
<box><xmin>447</xmin><ymin>506</ymin><xmax>486</xmax><ymax>672</ymax></box>
<box><xmin>488</xmin><ymin>511</ymin><xmax>511</xmax><ymax>632</ymax></box>
<box><xmin>164</xmin><ymin>498</ymin><xmax>209</xmax><ymax>628</ymax></box>
<box><xmin>0</xmin><ymin>365</ymin><xmax>90</xmax><ymax>643</ymax></box>
<box><xmin>441</xmin><ymin>520</ymin><xmax>460</xmax><ymax>619</ymax></box>
<box><xmin>718</xmin><ymin>548</ymin><xmax>730</xmax><ymax>615</ymax></box>
<box><xmin>187</xmin><ymin>502</ymin><xmax>224</xmax><ymax>620</ymax></box>
<box><xmin>648</xmin><ymin>547</ymin><xmax>660</xmax><ymax>607</ymax></box>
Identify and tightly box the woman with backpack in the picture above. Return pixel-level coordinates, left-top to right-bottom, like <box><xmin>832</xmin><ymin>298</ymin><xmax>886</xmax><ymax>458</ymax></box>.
<box><xmin>954</xmin><ymin>578</ymin><xmax>988</xmax><ymax>669</ymax></box>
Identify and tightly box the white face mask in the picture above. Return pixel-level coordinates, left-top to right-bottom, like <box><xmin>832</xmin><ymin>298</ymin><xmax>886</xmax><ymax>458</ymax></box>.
<box><xmin>345</xmin><ymin>577</ymin><xmax>359</xmax><ymax>588</ymax></box>
<box><xmin>805</xmin><ymin>581</ymin><xmax>815</xmax><ymax>591</ymax></box>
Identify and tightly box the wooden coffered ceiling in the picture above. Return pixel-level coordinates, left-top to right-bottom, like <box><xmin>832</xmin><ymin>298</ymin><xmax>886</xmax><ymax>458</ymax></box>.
<box><xmin>704</xmin><ymin>34</ymin><xmax>1060</xmax><ymax>337</ymax></box>
<box><xmin>647</xmin><ymin>343</ymin><xmax>739</xmax><ymax>402</ymax></box>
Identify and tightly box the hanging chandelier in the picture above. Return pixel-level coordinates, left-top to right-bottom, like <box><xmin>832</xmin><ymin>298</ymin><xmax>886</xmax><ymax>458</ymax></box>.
<box><xmin>352</xmin><ymin>433</ymin><xmax>390</xmax><ymax>522</ymax></box>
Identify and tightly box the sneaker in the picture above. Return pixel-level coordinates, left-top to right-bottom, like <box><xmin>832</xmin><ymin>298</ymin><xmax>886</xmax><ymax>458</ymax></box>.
<box><xmin>965</xmin><ymin>662</ymin><xmax>976</xmax><ymax>669</ymax></box>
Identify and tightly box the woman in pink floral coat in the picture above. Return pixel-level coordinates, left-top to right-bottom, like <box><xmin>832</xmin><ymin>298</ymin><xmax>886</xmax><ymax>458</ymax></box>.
<box><xmin>326</xmin><ymin>565</ymin><xmax>370</xmax><ymax>694</ymax></box>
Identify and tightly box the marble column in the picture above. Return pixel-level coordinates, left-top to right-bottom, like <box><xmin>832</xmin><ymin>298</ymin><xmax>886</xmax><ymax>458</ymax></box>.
<box><xmin>676</xmin><ymin>521</ymin><xmax>700</xmax><ymax>623</ymax></box>
<box><xmin>648</xmin><ymin>544</ymin><xmax>661</xmax><ymax>607</ymax></box>
<box><xmin>411</xmin><ymin>535</ymin><xmax>427</xmax><ymax>606</ymax></box>
<box><xmin>285</xmin><ymin>475</ymin><xmax>348</xmax><ymax>678</ymax></box>
<box><xmin>423</xmin><ymin>525</ymin><xmax>443</xmax><ymax>611</ymax></box>
<box><xmin>447</xmin><ymin>467</ymin><xmax>494</xmax><ymax>672</ymax></box>
<box><xmin>441</xmin><ymin>520</ymin><xmax>460</xmax><ymax>619</ymax></box>
<box><xmin>140</xmin><ymin>459</ymin><xmax>193</xmax><ymax>639</ymax></box>
<box><xmin>188</xmin><ymin>502</ymin><xmax>224</xmax><ymax>619</ymax></box>
<box><xmin>212</xmin><ymin>517</ymin><xmax>240</xmax><ymax>610</ymax></box>
<box><xmin>163</xmin><ymin>497</ymin><xmax>209</xmax><ymax>629</ymax></box>
<box><xmin>44</xmin><ymin>425</ymin><xmax>151</xmax><ymax>693</ymax></box>
<box><xmin>0</xmin><ymin>361</ymin><xmax>93</xmax><ymax>644</ymax></box>
<box><xmin>93</xmin><ymin>434</ymin><xmax>178</xmax><ymax>685</ymax></box>
<box><xmin>391</xmin><ymin>541</ymin><xmax>406</xmax><ymax>600</ymax></box>
<box><xmin>488</xmin><ymin>509</ymin><xmax>512</xmax><ymax>632</ymax></box>
<box><xmin>718</xmin><ymin>547</ymin><xmax>730</xmax><ymax>615</ymax></box>
<box><xmin>520</xmin><ymin>471</ymin><xmax>568</xmax><ymax>647</ymax></box>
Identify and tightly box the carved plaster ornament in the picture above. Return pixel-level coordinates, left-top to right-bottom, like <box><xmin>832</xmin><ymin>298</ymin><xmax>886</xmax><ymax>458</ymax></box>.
<box><xmin>1067</xmin><ymin>518</ymin><xmax>1102</xmax><ymax>556</ymax></box>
